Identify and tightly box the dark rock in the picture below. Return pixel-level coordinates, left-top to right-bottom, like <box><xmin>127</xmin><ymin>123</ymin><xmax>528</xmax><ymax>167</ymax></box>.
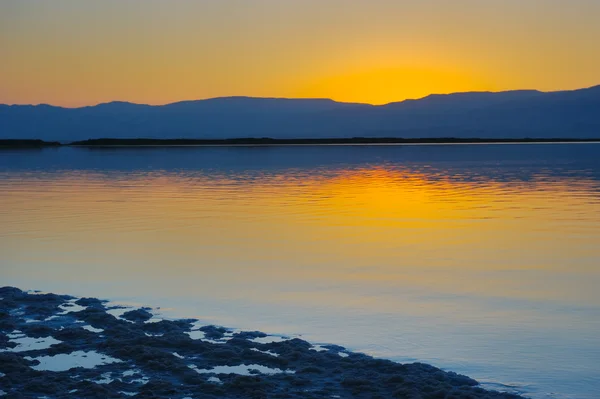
<box><xmin>234</xmin><ymin>330</ymin><xmax>268</xmax><ymax>340</ymax></box>
<box><xmin>52</xmin><ymin>326</ymin><xmax>95</xmax><ymax>341</ymax></box>
<box><xmin>75</xmin><ymin>307</ymin><xmax>118</xmax><ymax>327</ymax></box>
<box><xmin>0</xmin><ymin>287</ymin><xmax>24</xmax><ymax>298</ymax></box>
<box><xmin>199</xmin><ymin>325</ymin><xmax>228</xmax><ymax>339</ymax></box>
<box><xmin>75</xmin><ymin>297</ymin><xmax>107</xmax><ymax>308</ymax></box>
<box><xmin>121</xmin><ymin>308</ymin><xmax>153</xmax><ymax>323</ymax></box>
<box><xmin>20</xmin><ymin>324</ymin><xmax>54</xmax><ymax>338</ymax></box>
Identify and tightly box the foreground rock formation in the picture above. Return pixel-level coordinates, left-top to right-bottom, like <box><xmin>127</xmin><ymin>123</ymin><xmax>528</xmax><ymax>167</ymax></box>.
<box><xmin>0</xmin><ymin>287</ymin><xmax>524</xmax><ymax>399</ymax></box>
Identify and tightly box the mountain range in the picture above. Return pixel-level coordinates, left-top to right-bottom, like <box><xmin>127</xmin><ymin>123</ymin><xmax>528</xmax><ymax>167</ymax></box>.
<box><xmin>1</xmin><ymin>85</ymin><xmax>599</xmax><ymax>141</ymax></box>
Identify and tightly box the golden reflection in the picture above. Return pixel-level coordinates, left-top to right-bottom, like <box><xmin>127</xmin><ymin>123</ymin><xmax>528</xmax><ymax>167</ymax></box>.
<box><xmin>3</xmin><ymin>166</ymin><xmax>600</xmax><ymax>306</ymax></box>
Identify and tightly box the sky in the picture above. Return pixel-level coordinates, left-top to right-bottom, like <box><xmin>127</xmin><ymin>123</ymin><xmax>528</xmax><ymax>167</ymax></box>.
<box><xmin>1</xmin><ymin>0</ymin><xmax>599</xmax><ymax>107</ymax></box>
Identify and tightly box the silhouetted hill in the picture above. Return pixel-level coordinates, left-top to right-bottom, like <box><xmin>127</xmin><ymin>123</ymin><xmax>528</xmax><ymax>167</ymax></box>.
<box><xmin>1</xmin><ymin>86</ymin><xmax>599</xmax><ymax>141</ymax></box>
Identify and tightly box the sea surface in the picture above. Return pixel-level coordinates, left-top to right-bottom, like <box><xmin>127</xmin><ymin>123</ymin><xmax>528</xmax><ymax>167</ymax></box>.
<box><xmin>1</xmin><ymin>143</ymin><xmax>599</xmax><ymax>399</ymax></box>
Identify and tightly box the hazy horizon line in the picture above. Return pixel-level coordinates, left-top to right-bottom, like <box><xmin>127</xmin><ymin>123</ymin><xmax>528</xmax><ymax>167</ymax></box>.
<box><xmin>2</xmin><ymin>84</ymin><xmax>599</xmax><ymax>109</ymax></box>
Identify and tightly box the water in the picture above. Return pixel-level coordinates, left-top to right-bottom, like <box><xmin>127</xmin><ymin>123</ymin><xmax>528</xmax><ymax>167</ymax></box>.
<box><xmin>1</xmin><ymin>143</ymin><xmax>599</xmax><ymax>398</ymax></box>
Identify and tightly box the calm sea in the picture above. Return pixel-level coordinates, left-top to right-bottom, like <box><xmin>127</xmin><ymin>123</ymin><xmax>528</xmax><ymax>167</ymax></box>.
<box><xmin>1</xmin><ymin>144</ymin><xmax>599</xmax><ymax>398</ymax></box>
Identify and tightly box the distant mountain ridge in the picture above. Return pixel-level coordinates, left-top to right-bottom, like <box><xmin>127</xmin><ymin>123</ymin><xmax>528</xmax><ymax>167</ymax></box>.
<box><xmin>1</xmin><ymin>86</ymin><xmax>599</xmax><ymax>141</ymax></box>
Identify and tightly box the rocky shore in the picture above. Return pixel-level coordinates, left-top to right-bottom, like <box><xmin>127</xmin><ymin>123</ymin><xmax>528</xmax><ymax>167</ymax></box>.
<box><xmin>0</xmin><ymin>140</ymin><xmax>61</xmax><ymax>148</ymax></box>
<box><xmin>1</xmin><ymin>138</ymin><xmax>598</xmax><ymax>150</ymax></box>
<box><xmin>0</xmin><ymin>287</ymin><xmax>525</xmax><ymax>399</ymax></box>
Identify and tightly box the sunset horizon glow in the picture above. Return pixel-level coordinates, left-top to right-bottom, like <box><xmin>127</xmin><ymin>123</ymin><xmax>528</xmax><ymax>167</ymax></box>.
<box><xmin>2</xmin><ymin>0</ymin><xmax>599</xmax><ymax>107</ymax></box>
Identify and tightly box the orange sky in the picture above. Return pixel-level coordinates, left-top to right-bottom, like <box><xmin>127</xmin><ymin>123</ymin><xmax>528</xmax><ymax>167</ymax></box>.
<box><xmin>1</xmin><ymin>0</ymin><xmax>599</xmax><ymax>106</ymax></box>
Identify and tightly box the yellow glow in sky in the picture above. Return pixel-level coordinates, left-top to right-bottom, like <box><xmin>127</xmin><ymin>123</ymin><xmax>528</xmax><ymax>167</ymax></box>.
<box><xmin>1</xmin><ymin>0</ymin><xmax>599</xmax><ymax>106</ymax></box>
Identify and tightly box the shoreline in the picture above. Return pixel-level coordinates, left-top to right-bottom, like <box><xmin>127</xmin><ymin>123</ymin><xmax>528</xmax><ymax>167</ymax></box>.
<box><xmin>1</xmin><ymin>137</ymin><xmax>600</xmax><ymax>149</ymax></box>
<box><xmin>0</xmin><ymin>286</ymin><xmax>525</xmax><ymax>398</ymax></box>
